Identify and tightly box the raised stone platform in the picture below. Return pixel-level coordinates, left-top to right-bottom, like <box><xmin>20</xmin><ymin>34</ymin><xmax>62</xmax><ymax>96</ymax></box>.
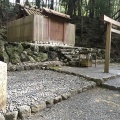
<box><xmin>50</xmin><ymin>64</ymin><xmax>120</xmax><ymax>85</ymax></box>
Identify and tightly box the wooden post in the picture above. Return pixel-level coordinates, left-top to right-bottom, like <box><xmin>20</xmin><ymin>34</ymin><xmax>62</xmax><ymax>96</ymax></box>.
<box><xmin>104</xmin><ymin>22</ymin><xmax>112</xmax><ymax>73</ymax></box>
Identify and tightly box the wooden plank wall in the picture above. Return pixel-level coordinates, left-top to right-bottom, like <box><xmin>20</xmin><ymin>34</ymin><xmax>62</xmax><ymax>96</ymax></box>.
<box><xmin>33</xmin><ymin>15</ymin><xmax>49</xmax><ymax>43</ymax></box>
<box><xmin>64</xmin><ymin>23</ymin><xmax>75</xmax><ymax>46</ymax></box>
<box><xmin>42</xmin><ymin>17</ymin><xmax>49</xmax><ymax>42</ymax></box>
<box><xmin>7</xmin><ymin>14</ymin><xmax>75</xmax><ymax>46</ymax></box>
<box><xmin>7</xmin><ymin>15</ymin><xmax>34</xmax><ymax>42</ymax></box>
<box><xmin>49</xmin><ymin>19</ymin><xmax>64</xmax><ymax>43</ymax></box>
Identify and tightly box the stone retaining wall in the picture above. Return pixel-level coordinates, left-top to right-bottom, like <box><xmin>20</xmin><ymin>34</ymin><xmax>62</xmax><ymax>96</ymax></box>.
<box><xmin>0</xmin><ymin>41</ymin><xmax>105</xmax><ymax>67</ymax></box>
<box><xmin>0</xmin><ymin>61</ymin><xmax>7</xmax><ymax>111</ymax></box>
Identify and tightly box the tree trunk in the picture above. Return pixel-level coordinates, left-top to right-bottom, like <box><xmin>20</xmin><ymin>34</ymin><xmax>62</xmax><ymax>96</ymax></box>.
<box><xmin>50</xmin><ymin>0</ymin><xmax>54</xmax><ymax>9</ymax></box>
<box><xmin>36</xmin><ymin>0</ymin><xmax>40</xmax><ymax>8</ymax></box>
<box><xmin>67</xmin><ymin>0</ymin><xmax>74</xmax><ymax>16</ymax></box>
<box><xmin>90</xmin><ymin>0</ymin><xmax>95</xmax><ymax>18</ymax></box>
<box><xmin>16</xmin><ymin>0</ymin><xmax>20</xmax><ymax>4</ymax></box>
<box><xmin>78</xmin><ymin>0</ymin><xmax>82</xmax><ymax>17</ymax></box>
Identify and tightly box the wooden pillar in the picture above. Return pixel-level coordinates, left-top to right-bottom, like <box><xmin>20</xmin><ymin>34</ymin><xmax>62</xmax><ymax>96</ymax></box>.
<box><xmin>104</xmin><ymin>22</ymin><xmax>112</xmax><ymax>73</ymax></box>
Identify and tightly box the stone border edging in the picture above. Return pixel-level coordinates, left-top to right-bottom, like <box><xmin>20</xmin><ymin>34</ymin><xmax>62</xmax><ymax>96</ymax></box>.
<box><xmin>1</xmin><ymin>81</ymin><xmax>96</xmax><ymax>120</ymax></box>
<box><xmin>7</xmin><ymin>61</ymin><xmax>63</xmax><ymax>72</ymax></box>
<box><xmin>101</xmin><ymin>84</ymin><xmax>120</xmax><ymax>90</ymax></box>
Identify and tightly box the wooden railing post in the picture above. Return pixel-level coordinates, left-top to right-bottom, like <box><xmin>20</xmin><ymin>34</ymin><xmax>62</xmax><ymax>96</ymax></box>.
<box><xmin>104</xmin><ymin>22</ymin><xmax>112</xmax><ymax>73</ymax></box>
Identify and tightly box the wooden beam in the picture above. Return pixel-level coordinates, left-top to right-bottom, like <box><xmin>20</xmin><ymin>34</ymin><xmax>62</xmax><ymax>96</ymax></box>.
<box><xmin>111</xmin><ymin>28</ymin><xmax>120</xmax><ymax>34</ymax></box>
<box><xmin>104</xmin><ymin>22</ymin><xmax>112</xmax><ymax>73</ymax></box>
<box><xmin>102</xmin><ymin>15</ymin><xmax>120</xmax><ymax>27</ymax></box>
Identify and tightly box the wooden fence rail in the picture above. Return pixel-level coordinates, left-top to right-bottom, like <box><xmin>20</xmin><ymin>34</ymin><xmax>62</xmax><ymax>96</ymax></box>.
<box><xmin>102</xmin><ymin>15</ymin><xmax>120</xmax><ymax>73</ymax></box>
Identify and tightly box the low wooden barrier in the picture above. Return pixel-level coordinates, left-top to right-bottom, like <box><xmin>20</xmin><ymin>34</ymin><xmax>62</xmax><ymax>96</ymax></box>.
<box><xmin>102</xmin><ymin>15</ymin><xmax>120</xmax><ymax>73</ymax></box>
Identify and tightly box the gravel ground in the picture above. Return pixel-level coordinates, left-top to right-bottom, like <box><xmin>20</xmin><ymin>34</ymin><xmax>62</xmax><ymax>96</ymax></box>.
<box><xmin>27</xmin><ymin>88</ymin><xmax>120</xmax><ymax>120</ymax></box>
<box><xmin>7</xmin><ymin>70</ymin><xmax>94</xmax><ymax>112</ymax></box>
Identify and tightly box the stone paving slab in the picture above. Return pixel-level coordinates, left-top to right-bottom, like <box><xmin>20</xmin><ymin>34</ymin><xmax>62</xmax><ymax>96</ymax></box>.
<box><xmin>51</xmin><ymin>64</ymin><xmax>120</xmax><ymax>85</ymax></box>
<box><xmin>102</xmin><ymin>76</ymin><xmax>120</xmax><ymax>90</ymax></box>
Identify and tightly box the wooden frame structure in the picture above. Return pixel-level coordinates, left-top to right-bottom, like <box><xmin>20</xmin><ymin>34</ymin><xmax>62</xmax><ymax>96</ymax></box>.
<box><xmin>102</xmin><ymin>15</ymin><xmax>120</xmax><ymax>73</ymax></box>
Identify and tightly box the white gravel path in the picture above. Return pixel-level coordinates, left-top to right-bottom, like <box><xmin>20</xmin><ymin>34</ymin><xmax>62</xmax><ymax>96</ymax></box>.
<box><xmin>7</xmin><ymin>69</ymin><xmax>95</xmax><ymax>112</ymax></box>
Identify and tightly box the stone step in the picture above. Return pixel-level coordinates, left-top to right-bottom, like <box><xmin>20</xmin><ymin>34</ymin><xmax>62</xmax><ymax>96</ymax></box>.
<box><xmin>102</xmin><ymin>76</ymin><xmax>120</xmax><ymax>90</ymax></box>
<box><xmin>65</xmin><ymin>54</ymin><xmax>79</xmax><ymax>59</ymax></box>
<box><xmin>61</xmin><ymin>51</ymin><xmax>79</xmax><ymax>55</ymax></box>
<box><xmin>59</xmin><ymin>48</ymin><xmax>79</xmax><ymax>53</ymax></box>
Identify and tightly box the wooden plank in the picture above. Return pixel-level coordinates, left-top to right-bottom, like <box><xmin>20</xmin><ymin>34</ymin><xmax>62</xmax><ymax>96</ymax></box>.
<box><xmin>102</xmin><ymin>15</ymin><xmax>120</xmax><ymax>27</ymax></box>
<box><xmin>64</xmin><ymin>23</ymin><xmax>75</xmax><ymax>46</ymax></box>
<box><xmin>111</xmin><ymin>28</ymin><xmax>120</xmax><ymax>34</ymax></box>
<box><xmin>43</xmin><ymin>17</ymin><xmax>49</xmax><ymax>42</ymax></box>
<box><xmin>7</xmin><ymin>15</ymin><xmax>34</xmax><ymax>42</ymax></box>
<box><xmin>104</xmin><ymin>23</ymin><xmax>112</xmax><ymax>73</ymax></box>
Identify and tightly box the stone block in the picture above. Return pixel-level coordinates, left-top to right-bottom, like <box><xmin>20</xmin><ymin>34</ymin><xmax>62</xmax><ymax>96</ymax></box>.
<box><xmin>18</xmin><ymin>105</ymin><xmax>31</xmax><ymax>120</ymax></box>
<box><xmin>30</xmin><ymin>101</ymin><xmax>46</xmax><ymax>113</ymax></box>
<box><xmin>53</xmin><ymin>96</ymin><xmax>62</xmax><ymax>104</ymax></box>
<box><xmin>16</xmin><ymin>65</ymin><xmax>24</xmax><ymax>71</ymax></box>
<box><xmin>0</xmin><ymin>61</ymin><xmax>7</xmax><ymax>111</ymax></box>
<box><xmin>0</xmin><ymin>113</ymin><xmax>5</xmax><ymax>120</ymax></box>
<box><xmin>70</xmin><ymin>89</ymin><xmax>78</xmax><ymax>96</ymax></box>
<box><xmin>46</xmin><ymin>99</ymin><xmax>54</xmax><ymax>107</ymax></box>
<box><xmin>61</xmin><ymin>92</ymin><xmax>71</xmax><ymax>100</ymax></box>
<box><xmin>5</xmin><ymin>111</ymin><xmax>18</xmax><ymax>120</ymax></box>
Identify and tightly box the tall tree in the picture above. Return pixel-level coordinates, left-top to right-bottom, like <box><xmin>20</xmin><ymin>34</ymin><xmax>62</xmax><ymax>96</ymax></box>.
<box><xmin>67</xmin><ymin>0</ymin><xmax>74</xmax><ymax>16</ymax></box>
<box><xmin>16</xmin><ymin>0</ymin><xmax>20</xmax><ymax>4</ymax></box>
<box><xmin>50</xmin><ymin>0</ymin><xmax>54</xmax><ymax>9</ymax></box>
<box><xmin>36</xmin><ymin>0</ymin><xmax>41</xmax><ymax>8</ymax></box>
<box><xmin>78</xmin><ymin>0</ymin><xmax>82</xmax><ymax>17</ymax></box>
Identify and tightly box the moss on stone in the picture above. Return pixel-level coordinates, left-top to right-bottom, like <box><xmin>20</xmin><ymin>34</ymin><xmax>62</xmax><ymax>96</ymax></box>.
<box><xmin>38</xmin><ymin>53</ymin><xmax>48</xmax><ymax>62</ymax></box>
<box><xmin>28</xmin><ymin>55</ymin><xmax>36</xmax><ymax>62</ymax></box>
<box><xmin>20</xmin><ymin>52</ymin><xmax>29</xmax><ymax>62</ymax></box>
<box><xmin>3</xmin><ymin>51</ymin><xmax>9</xmax><ymax>63</ymax></box>
<box><xmin>10</xmin><ymin>52</ymin><xmax>21</xmax><ymax>64</ymax></box>
<box><xmin>0</xmin><ymin>40</ymin><xmax>5</xmax><ymax>61</ymax></box>
<box><xmin>26</xmin><ymin>48</ymin><xmax>33</xmax><ymax>56</ymax></box>
<box><xmin>0</xmin><ymin>40</ymin><xmax>9</xmax><ymax>63</ymax></box>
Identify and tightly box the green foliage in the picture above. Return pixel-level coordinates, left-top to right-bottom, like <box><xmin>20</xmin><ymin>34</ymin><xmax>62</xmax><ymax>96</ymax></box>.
<box><xmin>0</xmin><ymin>0</ymin><xmax>15</xmax><ymax>22</ymax></box>
<box><xmin>60</xmin><ymin>0</ymin><xmax>120</xmax><ymax>18</ymax></box>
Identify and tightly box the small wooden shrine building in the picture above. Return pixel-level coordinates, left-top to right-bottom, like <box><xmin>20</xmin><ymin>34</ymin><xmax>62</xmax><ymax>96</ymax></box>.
<box><xmin>7</xmin><ymin>4</ymin><xmax>75</xmax><ymax>46</ymax></box>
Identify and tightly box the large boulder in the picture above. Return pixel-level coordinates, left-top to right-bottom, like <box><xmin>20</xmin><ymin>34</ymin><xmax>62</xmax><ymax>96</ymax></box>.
<box><xmin>5</xmin><ymin>44</ymin><xmax>23</xmax><ymax>64</ymax></box>
<box><xmin>10</xmin><ymin>52</ymin><xmax>21</xmax><ymax>64</ymax></box>
<box><xmin>20</xmin><ymin>51</ymin><xmax>29</xmax><ymax>62</ymax></box>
